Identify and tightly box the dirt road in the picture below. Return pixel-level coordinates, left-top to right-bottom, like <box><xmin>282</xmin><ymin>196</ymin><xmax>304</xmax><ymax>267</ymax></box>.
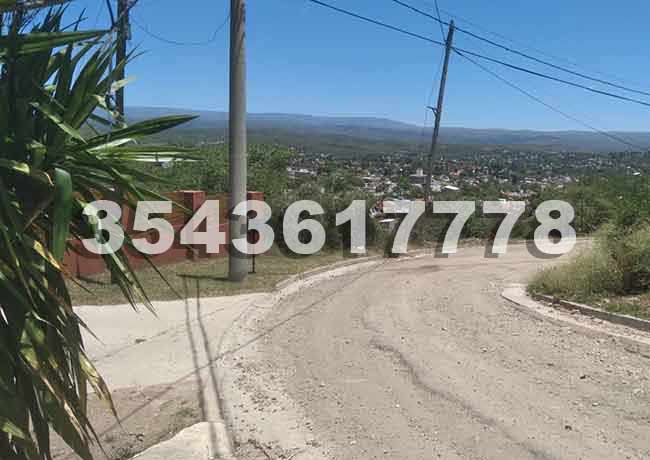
<box><xmin>222</xmin><ymin>244</ymin><xmax>650</xmax><ymax>460</ymax></box>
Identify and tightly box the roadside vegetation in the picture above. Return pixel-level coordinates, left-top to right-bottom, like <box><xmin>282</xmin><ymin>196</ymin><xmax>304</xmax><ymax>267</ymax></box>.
<box><xmin>529</xmin><ymin>182</ymin><xmax>650</xmax><ymax>320</ymax></box>
<box><xmin>141</xmin><ymin>130</ymin><xmax>650</xmax><ymax>321</ymax></box>
<box><xmin>68</xmin><ymin>247</ymin><xmax>358</xmax><ymax>306</ymax></box>
<box><xmin>142</xmin><ymin>145</ymin><xmax>391</xmax><ymax>252</ymax></box>
<box><xmin>145</xmin><ymin>142</ymin><xmax>650</xmax><ymax>265</ymax></box>
<box><xmin>0</xmin><ymin>8</ymin><xmax>194</xmax><ymax>460</ymax></box>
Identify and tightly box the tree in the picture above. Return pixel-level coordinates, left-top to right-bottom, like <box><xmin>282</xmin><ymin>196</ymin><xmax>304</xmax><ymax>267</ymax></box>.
<box><xmin>0</xmin><ymin>8</ymin><xmax>194</xmax><ymax>459</ymax></box>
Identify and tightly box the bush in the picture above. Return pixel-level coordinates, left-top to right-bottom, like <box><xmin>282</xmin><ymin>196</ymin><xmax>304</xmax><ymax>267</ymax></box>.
<box><xmin>0</xmin><ymin>10</ymin><xmax>195</xmax><ymax>460</ymax></box>
<box><xmin>529</xmin><ymin>220</ymin><xmax>650</xmax><ymax>299</ymax></box>
<box><xmin>600</xmin><ymin>223</ymin><xmax>650</xmax><ymax>292</ymax></box>
<box><xmin>529</xmin><ymin>249</ymin><xmax>623</xmax><ymax>299</ymax></box>
<box><xmin>270</xmin><ymin>187</ymin><xmax>386</xmax><ymax>254</ymax></box>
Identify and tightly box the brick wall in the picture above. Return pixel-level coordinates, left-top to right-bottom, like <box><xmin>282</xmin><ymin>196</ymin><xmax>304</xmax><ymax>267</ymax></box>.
<box><xmin>64</xmin><ymin>191</ymin><xmax>264</xmax><ymax>278</ymax></box>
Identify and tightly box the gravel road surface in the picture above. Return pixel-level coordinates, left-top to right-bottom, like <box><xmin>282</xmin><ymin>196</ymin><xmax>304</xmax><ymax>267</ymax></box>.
<box><xmin>221</xmin><ymin>244</ymin><xmax>650</xmax><ymax>460</ymax></box>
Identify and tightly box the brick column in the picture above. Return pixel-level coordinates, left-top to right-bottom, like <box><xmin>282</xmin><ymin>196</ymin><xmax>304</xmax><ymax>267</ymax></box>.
<box><xmin>183</xmin><ymin>191</ymin><xmax>207</xmax><ymax>260</ymax></box>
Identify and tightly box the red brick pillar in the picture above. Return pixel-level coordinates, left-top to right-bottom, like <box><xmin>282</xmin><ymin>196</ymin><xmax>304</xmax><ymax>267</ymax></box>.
<box><xmin>183</xmin><ymin>191</ymin><xmax>207</xmax><ymax>260</ymax></box>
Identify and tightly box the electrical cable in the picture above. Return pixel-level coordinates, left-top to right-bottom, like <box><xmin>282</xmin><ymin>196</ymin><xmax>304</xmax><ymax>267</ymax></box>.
<box><xmin>93</xmin><ymin>0</ymin><xmax>105</xmax><ymax>28</ymax></box>
<box><xmin>454</xmin><ymin>49</ymin><xmax>648</xmax><ymax>152</ymax></box>
<box><xmin>454</xmin><ymin>47</ymin><xmax>650</xmax><ymax>109</ymax></box>
<box><xmin>419</xmin><ymin>0</ymin><xmax>446</xmax><ymax>152</ymax></box>
<box><xmin>305</xmin><ymin>0</ymin><xmax>445</xmax><ymax>45</ymax></box>
<box><xmin>105</xmin><ymin>0</ymin><xmax>114</xmax><ymax>27</ymax></box>
<box><xmin>304</xmin><ymin>0</ymin><xmax>650</xmax><ymax>109</ymax></box>
<box><xmin>131</xmin><ymin>12</ymin><xmax>229</xmax><ymax>46</ymax></box>
<box><xmin>430</xmin><ymin>0</ymin><xmax>444</xmax><ymax>41</ymax></box>
<box><xmin>388</xmin><ymin>0</ymin><xmax>650</xmax><ymax>98</ymax></box>
<box><xmin>439</xmin><ymin>6</ymin><xmax>644</xmax><ymax>93</ymax></box>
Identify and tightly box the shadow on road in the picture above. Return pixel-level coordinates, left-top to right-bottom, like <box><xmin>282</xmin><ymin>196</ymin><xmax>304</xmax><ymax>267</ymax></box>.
<box><xmin>82</xmin><ymin>261</ymin><xmax>384</xmax><ymax>450</ymax></box>
<box><xmin>181</xmin><ymin>275</ymin><xmax>225</xmax><ymax>456</ymax></box>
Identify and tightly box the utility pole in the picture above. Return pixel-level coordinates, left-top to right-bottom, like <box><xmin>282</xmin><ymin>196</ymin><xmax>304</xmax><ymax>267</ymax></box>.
<box><xmin>115</xmin><ymin>0</ymin><xmax>129</xmax><ymax>116</ymax></box>
<box><xmin>424</xmin><ymin>20</ymin><xmax>455</xmax><ymax>207</ymax></box>
<box><xmin>228</xmin><ymin>0</ymin><xmax>248</xmax><ymax>282</ymax></box>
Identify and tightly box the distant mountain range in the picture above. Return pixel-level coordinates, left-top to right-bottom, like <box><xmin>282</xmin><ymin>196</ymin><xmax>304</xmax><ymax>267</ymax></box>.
<box><xmin>128</xmin><ymin>106</ymin><xmax>650</xmax><ymax>155</ymax></box>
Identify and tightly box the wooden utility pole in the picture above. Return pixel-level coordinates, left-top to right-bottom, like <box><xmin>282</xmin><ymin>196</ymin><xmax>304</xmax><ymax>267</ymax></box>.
<box><xmin>424</xmin><ymin>20</ymin><xmax>455</xmax><ymax>207</ymax></box>
<box><xmin>115</xmin><ymin>0</ymin><xmax>129</xmax><ymax>116</ymax></box>
<box><xmin>228</xmin><ymin>0</ymin><xmax>248</xmax><ymax>282</ymax></box>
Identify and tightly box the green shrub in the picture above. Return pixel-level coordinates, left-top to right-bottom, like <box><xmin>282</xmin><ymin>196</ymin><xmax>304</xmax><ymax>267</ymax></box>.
<box><xmin>600</xmin><ymin>223</ymin><xmax>650</xmax><ymax>292</ymax></box>
<box><xmin>0</xmin><ymin>9</ymin><xmax>194</xmax><ymax>460</ymax></box>
<box><xmin>529</xmin><ymin>220</ymin><xmax>650</xmax><ymax>299</ymax></box>
<box><xmin>529</xmin><ymin>248</ymin><xmax>623</xmax><ymax>299</ymax></box>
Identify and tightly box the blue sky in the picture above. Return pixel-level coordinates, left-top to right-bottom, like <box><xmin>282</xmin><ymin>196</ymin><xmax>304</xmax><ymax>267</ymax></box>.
<box><xmin>63</xmin><ymin>0</ymin><xmax>650</xmax><ymax>131</ymax></box>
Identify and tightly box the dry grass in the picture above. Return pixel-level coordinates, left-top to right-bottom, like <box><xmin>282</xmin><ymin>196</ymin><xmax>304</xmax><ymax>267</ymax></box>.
<box><xmin>589</xmin><ymin>294</ymin><xmax>650</xmax><ymax>320</ymax></box>
<box><xmin>528</xmin><ymin>227</ymin><xmax>650</xmax><ymax>320</ymax></box>
<box><xmin>528</xmin><ymin>248</ymin><xmax>623</xmax><ymax>299</ymax></box>
<box><xmin>68</xmin><ymin>247</ymin><xmax>362</xmax><ymax>306</ymax></box>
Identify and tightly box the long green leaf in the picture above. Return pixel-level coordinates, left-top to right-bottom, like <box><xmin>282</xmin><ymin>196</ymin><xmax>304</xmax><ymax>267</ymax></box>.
<box><xmin>30</xmin><ymin>102</ymin><xmax>86</xmax><ymax>143</ymax></box>
<box><xmin>49</xmin><ymin>169</ymin><xmax>72</xmax><ymax>262</ymax></box>
<box><xmin>0</xmin><ymin>30</ymin><xmax>105</xmax><ymax>58</ymax></box>
<box><xmin>80</xmin><ymin>115</ymin><xmax>199</xmax><ymax>150</ymax></box>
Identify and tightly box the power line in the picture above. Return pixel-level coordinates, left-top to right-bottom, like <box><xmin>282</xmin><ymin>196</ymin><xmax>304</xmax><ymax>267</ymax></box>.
<box><xmin>305</xmin><ymin>0</ymin><xmax>445</xmax><ymax>46</ymax></box>
<box><xmin>388</xmin><ymin>0</ymin><xmax>650</xmax><ymax>99</ymax></box>
<box><xmin>131</xmin><ymin>12</ymin><xmax>229</xmax><ymax>46</ymax></box>
<box><xmin>454</xmin><ymin>49</ymin><xmax>648</xmax><ymax>152</ymax></box>
<box><xmin>454</xmin><ymin>47</ymin><xmax>650</xmax><ymax>109</ymax></box>
<box><xmin>93</xmin><ymin>0</ymin><xmax>106</xmax><ymax>28</ymax></box>
<box><xmin>421</xmin><ymin>52</ymin><xmax>444</xmax><ymax>133</ymax></box>
<box><xmin>105</xmin><ymin>0</ymin><xmax>115</xmax><ymax>27</ymax></box>
<box><xmin>304</xmin><ymin>0</ymin><xmax>650</xmax><ymax>109</ymax></box>
<box><xmin>430</xmin><ymin>0</ymin><xmax>444</xmax><ymax>41</ymax></box>
<box><xmin>422</xmin><ymin>0</ymin><xmax>445</xmax><ymax>131</ymax></box>
<box><xmin>438</xmin><ymin>5</ymin><xmax>641</xmax><ymax>90</ymax></box>
<box><xmin>118</xmin><ymin>0</ymin><xmax>139</xmax><ymax>26</ymax></box>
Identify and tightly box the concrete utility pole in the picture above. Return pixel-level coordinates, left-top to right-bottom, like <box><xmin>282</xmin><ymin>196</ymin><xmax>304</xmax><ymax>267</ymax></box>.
<box><xmin>115</xmin><ymin>0</ymin><xmax>129</xmax><ymax>116</ymax></box>
<box><xmin>424</xmin><ymin>20</ymin><xmax>455</xmax><ymax>207</ymax></box>
<box><xmin>228</xmin><ymin>0</ymin><xmax>248</xmax><ymax>282</ymax></box>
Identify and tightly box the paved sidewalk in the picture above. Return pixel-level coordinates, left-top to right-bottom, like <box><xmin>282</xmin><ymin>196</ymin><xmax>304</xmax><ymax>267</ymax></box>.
<box><xmin>76</xmin><ymin>291</ymin><xmax>272</xmax><ymax>459</ymax></box>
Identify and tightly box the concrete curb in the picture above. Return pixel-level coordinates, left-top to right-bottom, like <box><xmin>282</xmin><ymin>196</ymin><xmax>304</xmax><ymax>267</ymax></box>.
<box><xmin>273</xmin><ymin>247</ymin><xmax>435</xmax><ymax>291</ymax></box>
<box><xmin>274</xmin><ymin>254</ymin><xmax>383</xmax><ymax>291</ymax></box>
<box><xmin>272</xmin><ymin>236</ymin><xmax>584</xmax><ymax>293</ymax></box>
<box><xmin>127</xmin><ymin>249</ymin><xmax>440</xmax><ymax>460</ymax></box>
<box><xmin>531</xmin><ymin>292</ymin><xmax>650</xmax><ymax>333</ymax></box>
<box><xmin>132</xmin><ymin>422</ymin><xmax>235</xmax><ymax>460</ymax></box>
<box><xmin>128</xmin><ymin>252</ymin><xmax>407</xmax><ymax>460</ymax></box>
<box><xmin>502</xmin><ymin>284</ymin><xmax>650</xmax><ymax>357</ymax></box>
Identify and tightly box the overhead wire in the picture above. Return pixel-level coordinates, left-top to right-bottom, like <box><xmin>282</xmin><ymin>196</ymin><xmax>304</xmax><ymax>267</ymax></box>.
<box><xmin>454</xmin><ymin>49</ymin><xmax>648</xmax><ymax>152</ymax></box>
<box><xmin>108</xmin><ymin>0</ymin><xmax>648</xmax><ymax>152</ymax></box>
<box><xmin>419</xmin><ymin>0</ymin><xmax>446</xmax><ymax>154</ymax></box>
<box><xmin>104</xmin><ymin>0</ymin><xmax>114</xmax><ymax>27</ymax></box>
<box><xmin>304</xmin><ymin>0</ymin><xmax>650</xmax><ymax>109</ymax></box>
<box><xmin>131</xmin><ymin>12</ymin><xmax>229</xmax><ymax>46</ymax></box>
<box><xmin>454</xmin><ymin>48</ymin><xmax>650</xmax><ymax>109</ymax></box>
<box><xmin>431</xmin><ymin>0</ymin><xmax>444</xmax><ymax>41</ymax></box>
<box><xmin>92</xmin><ymin>0</ymin><xmax>106</xmax><ymax>28</ymax></box>
<box><xmin>306</xmin><ymin>0</ymin><xmax>444</xmax><ymax>46</ymax></box>
<box><xmin>438</xmin><ymin>5</ymin><xmax>641</xmax><ymax>91</ymax></box>
<box><xmin>388</xmin><ymin>0</ymin><xmax>650</xmax><ymax>98</ymax></box>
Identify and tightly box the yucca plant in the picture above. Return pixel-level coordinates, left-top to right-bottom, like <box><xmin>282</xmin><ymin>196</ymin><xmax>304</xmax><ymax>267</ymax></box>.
<box><xmin>0</xmin><ymin>8</ymin><xmax>195</xmax><ymax>460</ymax></box>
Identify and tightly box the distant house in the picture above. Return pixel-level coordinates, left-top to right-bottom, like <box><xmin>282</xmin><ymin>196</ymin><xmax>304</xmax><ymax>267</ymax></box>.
<box><xmin>139</xmin><ymin>155</ymin><xmax>196</xmax><ymax>168</ymax></box>
<box><xmin>382</xmin><ymin>199</ymin><xmax>415</xmax><ymax>216</ymax></box>
<box><xmin>409</xmin><ymin>168</ymin><xmax>426</xmax><ymax>186</ymax></box>
<box><xmin>409</xmin><ymin>169</ymin><xmax>442</xmax><ymax>192</ymax></box>
<box><xmin>287</xmin><ymin>167</ymin><xmax>317</xmax><ymax>179</ymax></box>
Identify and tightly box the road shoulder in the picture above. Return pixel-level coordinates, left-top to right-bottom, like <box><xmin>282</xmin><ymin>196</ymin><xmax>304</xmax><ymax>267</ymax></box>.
<box><xmin>502</xmin><ymin>284</ymin><xmax>650</xmax><ymax>358</ymax></box>
<box><xmin>217</xmin><ymin>260</ymin><xmax>382</xmax><ymax>459</ymax></box>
